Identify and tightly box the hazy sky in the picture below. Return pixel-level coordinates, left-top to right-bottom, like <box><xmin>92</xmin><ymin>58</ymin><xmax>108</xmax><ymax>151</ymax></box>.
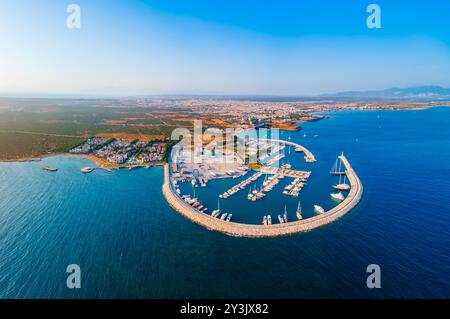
<box><xmin>1</xmin><ymin>0</ymin><xmax>449</xmax><ymax>96</ymax></box>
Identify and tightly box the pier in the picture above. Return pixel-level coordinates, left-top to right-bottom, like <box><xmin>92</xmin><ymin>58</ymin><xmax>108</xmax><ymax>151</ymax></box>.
<box><xmin>162</xmin><ymin>153</ymin><xmax>363</xmax><ymax>238</ymax></box>
<box><xmin>257</xmin><ymin>138</ymin><xmax>317</xmax><ymax>163</ymax></box>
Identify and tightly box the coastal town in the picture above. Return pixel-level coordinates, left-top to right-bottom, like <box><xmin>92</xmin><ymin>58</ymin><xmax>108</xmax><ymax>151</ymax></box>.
<box><xmin>1</xmin><ymin>94</ymin><xmax>448</xmax><ymax>162</ymax></box>
<box><xmin>68</xmin><ymin>137</ymin><xmax>167</xmax><ymax>171</ymax></box>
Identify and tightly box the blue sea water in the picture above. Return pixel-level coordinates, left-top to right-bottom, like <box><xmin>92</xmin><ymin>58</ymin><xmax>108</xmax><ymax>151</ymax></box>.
<box><xmin>0</xmin><ymin>107</ymin><xmax>449</xmax><ymax>298</ymax></box>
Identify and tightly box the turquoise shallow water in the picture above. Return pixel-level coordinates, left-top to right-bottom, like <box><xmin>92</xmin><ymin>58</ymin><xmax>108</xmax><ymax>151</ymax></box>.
<box><xmin>1</xmin><ymin>107</ymin><xmax>450</xmax><ymax>298</ymax></box>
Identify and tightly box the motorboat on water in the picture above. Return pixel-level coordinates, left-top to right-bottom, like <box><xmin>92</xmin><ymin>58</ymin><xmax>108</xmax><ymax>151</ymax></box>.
<box><xmin>80</xmin><ymin>167</ymin><xmax>95</xmax><ymax>173</ymax></box>
<box><xmin>314</xmin><ymin>205</ymin><xmax>325</xmax><ymax>214</ymax></box>
<box><xmin>331</xmin><ymin>192</ymin><xmax>345</xmax><ymax>201</ymax></box>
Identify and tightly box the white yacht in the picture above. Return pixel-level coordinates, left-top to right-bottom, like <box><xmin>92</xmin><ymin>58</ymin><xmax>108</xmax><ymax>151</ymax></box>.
<box><xmin>314</xmin><ymin>205</ymin><xmax>325</xmax><ymax>214</ymax></box>
<box><xmin>333</xmin><ymin>174</ymin><xmax>350</xmax><ymax>191</ymax></box>
<box><xmin>211</xmin><ymin>200</ymin><xmax>221</xmax><ymax>216</ymax></box>
<box><xmin>331</xmin><ymin>192</ymin><xmax>345</xmax><ymax>201</ymax></box>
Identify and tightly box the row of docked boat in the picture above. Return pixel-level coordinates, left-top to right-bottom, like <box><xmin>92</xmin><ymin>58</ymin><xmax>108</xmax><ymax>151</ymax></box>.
<box><xmin>210</xmin><ymin>201</ymin><xmax>232</xmax><ymax>221</ymax></box>
<box><xmin>248</xmin><ymin>168</ymin><xmax>289</xmax><ymax>201</ymax></box>
<box><xmin>279</xmin><ymin>206</ymin><xmax>289</xmax><ymax>223</ymax></box>
<box><xmin>330</xmin><ymin>156</ymin><xmax>350</xmax><ymax>201</ymax></box>
<box><xmin>181</xmin><ymin>194</ymin><xmax>208</xmax><ymax>213</ymax></box>
<box><xmin>172</xmin><ymin>179</ymin><xmax>182</xmax><ymax>195</ymax></box>
<box><xmin>262</xmin><ymin>214</ymin><xmax>272</xmax><ymax>225</ymax></box>
<box><xmin>294</xmin><ymin>147</ymin><xmax>317</xmax><ymax>162</ymax></box>
<box><xmin>283</xmin><ymin>176</ymin><xmax>307</xmax><ymax>197</ymax></box>
<box><xmin>261</xmin><ymin>173</ymin><xmax>283</xmax><ymax>191</ymax></box>
<box><xmin>262</xmin><ymin>206</ymin><xmax>292</xmax><ymax>225</ymax></box>
<box><xmin>247</xmin><ymin>183</ymin><xmax>266</xmax><ymax>201</ymax></box>
<box><xmin>42</xmin><ymin>166</ymin><xmax>97</xmax><ymax>173</ymax></box>
<box><xmin>330</xmin><ymin>191</ymin><xmax>345</xmax><ymax>201</ymax></box>
<box><xmin>219</xmin><ymin>171</ymin><xmax>263</xmax><ymax>199</ymax></box>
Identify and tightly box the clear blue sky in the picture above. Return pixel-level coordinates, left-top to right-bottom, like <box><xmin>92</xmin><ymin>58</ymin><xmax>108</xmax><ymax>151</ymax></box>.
<box><xmin>1</xmin><ymin>0</ymin><xmax>449</xmax><ymax>96</ymax></box>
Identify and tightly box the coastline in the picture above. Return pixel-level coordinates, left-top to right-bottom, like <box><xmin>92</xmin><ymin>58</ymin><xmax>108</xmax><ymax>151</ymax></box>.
<box><xmin>0</xmin><ymin>153</ymin><xmax>165</xmax><ymax>171</ymax></box>
<box><xmin>1</xmin><ymin>106</ymin><xmax>446</xmax><ymax>167</ymax></box>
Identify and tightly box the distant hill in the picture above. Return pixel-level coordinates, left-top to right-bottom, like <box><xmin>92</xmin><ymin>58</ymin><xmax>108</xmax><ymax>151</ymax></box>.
<box><xmin>321</xmin><ymin>86</ymin><xmax>450</xmax><ymax>100</ymax></box>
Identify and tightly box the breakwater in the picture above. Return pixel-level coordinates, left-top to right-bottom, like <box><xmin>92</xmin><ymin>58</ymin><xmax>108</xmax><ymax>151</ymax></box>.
<box><xmin>162</xmin><ymin>153</ymin><xmax>362</xmax><ymax>237</ymax></box>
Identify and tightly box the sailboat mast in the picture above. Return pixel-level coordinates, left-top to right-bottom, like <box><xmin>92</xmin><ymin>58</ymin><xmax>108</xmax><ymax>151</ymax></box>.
<box><xmin>331</xmin><ymin>158</ymin><xmax>338</xmax><ymax>174</ymax></box>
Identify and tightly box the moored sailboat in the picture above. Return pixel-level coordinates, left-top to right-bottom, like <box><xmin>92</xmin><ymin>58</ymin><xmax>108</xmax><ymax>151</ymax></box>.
<box><xmin>296</xmin><ymin>201</ymin><xmax>303</xmax><ymax>220</ymax></box>
<box><xmin>333</xmin><ymin>174</ymin><xmax>350</xmax><ymax>191</ymax></box>
<box><xmin>211</xmin><ymin>200</ymin><xmax>221</xmax><ymax>216</ymax></box>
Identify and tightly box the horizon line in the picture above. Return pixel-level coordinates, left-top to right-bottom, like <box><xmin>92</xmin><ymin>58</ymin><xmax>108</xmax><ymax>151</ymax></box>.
<box><xmin>1</xmin><ymin>85</ymin><xmax>449</xmax><ymax>100</ymax></box>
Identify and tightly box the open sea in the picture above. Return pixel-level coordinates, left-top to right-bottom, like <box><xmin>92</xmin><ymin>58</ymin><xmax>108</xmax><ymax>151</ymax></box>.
<box><xmin>1</xmin><ymin>107</ymin><xmax>449</xmax><ymax>298</ymax></box>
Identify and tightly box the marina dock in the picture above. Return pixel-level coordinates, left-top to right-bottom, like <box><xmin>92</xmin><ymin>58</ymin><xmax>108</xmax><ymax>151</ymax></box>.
<box><xmin>257</xmin><ymin>166</ymin><xmax>311</xmax><ymax>179</ymax></box>
<box><xmin>162</xmin><ymin>153</ymin><xmax>363</xmax><ymax>238</ymax></box>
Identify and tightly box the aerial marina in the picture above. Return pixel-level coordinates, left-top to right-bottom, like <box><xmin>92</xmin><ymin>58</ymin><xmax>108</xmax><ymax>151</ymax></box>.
<box><xmin>163</xmin><ymin>137</ymin><xmax>363</xmax><ymax>237</ymax></box>
<box><xmin>37</xmin><ymin>132</ymin><xmax>362</xmax><ymax>237</ymax></box>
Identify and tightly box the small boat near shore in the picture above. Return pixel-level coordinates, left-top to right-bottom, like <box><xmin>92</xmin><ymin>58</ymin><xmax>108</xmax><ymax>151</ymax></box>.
<box><xmin>296</xmin><ymin>201</ymin><xmax>303</xmax><ymax>220</ymax></box>
<box><xmin>80</xmin><ymin>167</ymin><xmax>95</xmax><ymax>174</ymax></box>
<box><xmin>42</xmin><ymin>166</ymin><xmax>58</xmax><ymax>172</ymax></box>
